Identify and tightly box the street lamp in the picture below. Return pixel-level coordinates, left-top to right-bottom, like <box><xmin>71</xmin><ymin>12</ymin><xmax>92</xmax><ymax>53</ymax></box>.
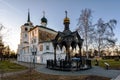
<box><xmin>31</xmin><ymin>46</ymin><xmax>37</xmax><ymax>69</ymax></box>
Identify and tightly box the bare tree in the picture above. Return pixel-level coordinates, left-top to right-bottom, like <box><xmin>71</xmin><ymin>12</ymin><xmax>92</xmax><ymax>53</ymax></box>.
<box><xmin>77</xmin><ymin>8</ymin><xmax>94</xmax><ymax>58</ymax></box>
<box><xmin>0</xmin><ymin>24</ymin><xmax>4</xmax><ymax>61</ymax></box>
<box><xmin>3</xmin><ymin>45</ymin><xmax>10</xmax><ymax>60</ymax></box>
<box><xmin>94</xmin><ymin>18</ymin><xmax>117</xmax><ymax>56</ymax></box>
<box><xmin>0</xmin><ymin>24</ymin><xmax>4</xmax><ymax>36</ymax></box>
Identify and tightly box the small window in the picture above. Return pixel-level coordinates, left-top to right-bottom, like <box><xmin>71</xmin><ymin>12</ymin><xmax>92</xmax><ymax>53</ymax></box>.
<box><xmin>34</xmin><ymin>38</ymin><xmax>36</xmax><ymax>43</ymax></box>
<box><xmin>40</xmin><ymin>45</ymin><xmax>43</xmax><ymax>51</ymax></box>
<box><xmin>46</xmin><ymin>45</ymin><xmax>49</xmax><ymax>50</ymax></box>
<box><xmin>25</xmin><ymin>27</ymin><xmax>28</xmax><ymax>31</ymax></box>
<box><xmin>32</xmin><ymin>31</ymin><xmax>34</xmax><ymax>36</ymax></box>
<box><xmin>25</xmin><ymin>34</ymin><xmax>27</xmax><ymax>37</ymax></box>
<box><xmin>31</xmin><ymin>39</ymin><xmax>34</xmax><ymax>44</ymax></box>
<box><xmin>35</xmin><ymin>29</ymin><xmax>37</xmax><ymax>34</ymax></box>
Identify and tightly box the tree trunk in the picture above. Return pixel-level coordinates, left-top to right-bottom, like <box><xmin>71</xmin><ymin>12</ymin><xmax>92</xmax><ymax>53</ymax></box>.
<box><xmin>85</xmin><ymin>31</ymin><xmax>89</xmax><ymax>59</ymax></box>
<box><xmin>98</xmin><ymin>36</ymin><xmax>101</xmax><ymax>57</ymax></box>
<box><xmin>98</xmin><ymin>46</ymin><xmax>100</xmax><ymax>57</ymax></box>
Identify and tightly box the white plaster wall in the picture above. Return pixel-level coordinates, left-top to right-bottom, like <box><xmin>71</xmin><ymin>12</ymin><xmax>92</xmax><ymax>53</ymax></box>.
<box><xmin>17</xmin><ymin>24</ymin><xmax>66</xmax><ymax>64</ymax></box>
<box><xmin>42</xmin><ymin>53</ymin><xmax>54</xmax><ymax>64</ymax></box>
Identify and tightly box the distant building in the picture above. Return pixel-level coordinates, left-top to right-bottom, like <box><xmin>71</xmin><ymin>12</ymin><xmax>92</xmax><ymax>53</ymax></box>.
<box><xmin>104</xmin><ymin>45</ymin><xmax>120</xmax><ymax>56</ymax></box>
<box><xmin>17</xmin><ymin>11</ymin><xmax>65</xmax><ymax>64</ymax></box>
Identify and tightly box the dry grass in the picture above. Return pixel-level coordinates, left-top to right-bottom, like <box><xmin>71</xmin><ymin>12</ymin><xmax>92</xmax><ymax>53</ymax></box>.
<box><xmin>3</xmin><ymin>70</ymin><xmax>110</xmax><ymax>80</ymax></box>
<box><xmin>0</xmin><ymin>60</ymin><xmax>28</xmax><ymax>72</ymax></box>
<box><xmin>92</xmin><ymin>59</ymin><xmax>120</xmax><ymax>70</ymax></box>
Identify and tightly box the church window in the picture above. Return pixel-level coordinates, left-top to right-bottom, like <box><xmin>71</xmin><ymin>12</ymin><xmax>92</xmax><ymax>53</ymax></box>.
<box><xmin>35</xmin><ymin>29</ymin><xmax>37</xmax><ymax>34</ymax></box>
<box><xmin>46</xmin><ymin>45</ymin><xmax>49</xmax><ymax>50</ymax></box>
<box><xmin>32</xmin><ymin>31</ymin><xmax>34</xmax><ymax>37</ymax></box>
<box><xmin>34</xmin><ymin>38</ymin><xmax>36</xmax><ymax>43</ymax></box>
<box><xmin>27</xmin><ymin>47</ymin><xmax>29</xmax><ymax>53</ymax></box>
<box><xmin>25</xmin><ymin>27</ymin><xmax>28</xmax><ymax>31</ymax></box>
<box><xmin>31</xmin><ymin>39</ymin><xmax>34</xmax><ymax>44</ymax></box>
<box><xmin>25</xmin><ymin>34</ymin><xmax>27</xmax><ymax>37</ymax></box>
<box><xmin>40</xmin><ymin>45</ymin><xmax>43</xmax><ymax>51</ymax></box>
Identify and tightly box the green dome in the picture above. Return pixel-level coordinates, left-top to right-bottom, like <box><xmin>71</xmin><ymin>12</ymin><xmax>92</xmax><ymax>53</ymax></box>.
<box><xmin>41</xmin><ymin>17</ymin><xmax>47</xmax><ymax>23</ymax></box>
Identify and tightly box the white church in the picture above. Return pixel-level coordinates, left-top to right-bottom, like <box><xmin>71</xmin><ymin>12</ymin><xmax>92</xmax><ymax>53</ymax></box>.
<box><xmin>17</xmin><ymin>11</ymin><xmax>66</xmax><ymax>64</ymax></box>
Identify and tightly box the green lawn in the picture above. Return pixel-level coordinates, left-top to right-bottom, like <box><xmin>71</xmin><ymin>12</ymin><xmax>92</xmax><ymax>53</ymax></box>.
<box><xmin>0</xmin><ymin>60</ymin><xmax>28</xmax><ymax>72</ymax></box>
<box><xmin>92</xmin><ymin>59</ymin><xmax>120</xmax><ymax>69</ymax></box>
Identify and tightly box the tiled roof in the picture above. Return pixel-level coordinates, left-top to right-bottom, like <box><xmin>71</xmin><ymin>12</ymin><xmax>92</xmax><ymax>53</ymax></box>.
<box><xmin>36</xmin><ymin>25</ymin><xmax>57</xmax><ymax>32</ymax></box>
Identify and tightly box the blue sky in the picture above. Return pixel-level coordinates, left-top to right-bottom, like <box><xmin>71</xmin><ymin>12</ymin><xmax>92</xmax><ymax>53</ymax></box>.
<box><xmin>0</xmin><ymin>0</ymin><xmax>120</xmax><ymax>51</ymax></box>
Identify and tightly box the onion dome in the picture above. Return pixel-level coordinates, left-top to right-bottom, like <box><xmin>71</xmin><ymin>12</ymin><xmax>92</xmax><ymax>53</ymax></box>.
<box><xmin>64</xmin><ymin>11</ymin><xmax>70</xmax><ymax>24</ymax></box>
<box><xmin>41</xmin><ymin>16</ymin><xmax>47</xmax><ymax>23</ymax></box>
<box><xmin>41</xmin><ymin>11</ymin><xmax>47</xmax><ymax>24</ymax></box>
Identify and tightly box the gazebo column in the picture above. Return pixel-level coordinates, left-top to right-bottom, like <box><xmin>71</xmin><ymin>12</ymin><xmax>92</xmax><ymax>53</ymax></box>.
<box><xmin>79</xmin><ymin>47</ymin><xmax>82</xmax><ymax>58</ymax></box>
<box><xmin>66</xmin><ymin>47</ymin><xmax>71</xmax><ymax>62</ymax></box>
<box><xmin>79</xmin><ymin>46</ymin><xmax>83</xmax><ymax>66</ymax></box>
<box><xmin>54</xmin><ymin>47</ymin><xmax>57</xmax><ymax>66</ymax></box>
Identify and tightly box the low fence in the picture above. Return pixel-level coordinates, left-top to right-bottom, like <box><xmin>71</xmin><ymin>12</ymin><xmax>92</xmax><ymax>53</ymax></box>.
<box><xmin>102</xmin><ymin>56</ymin><xmax>120</xmax><ymax>59</ymax></box>
<box><xmin>46</xmin><ymin>59</ymin><xmax>92</xmax><ymax>71</ymax></box>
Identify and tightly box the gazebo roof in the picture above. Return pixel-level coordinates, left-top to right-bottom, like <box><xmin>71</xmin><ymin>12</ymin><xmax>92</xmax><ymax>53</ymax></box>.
<box><xmin>53</xmin><ymin>11</ymin><xmax>83</xmax><ymax>50</ymax></box>
<box><xmin>53</xmin><ymin>30</ymin><xmax>83</xmax><ymax>50</ymax></box>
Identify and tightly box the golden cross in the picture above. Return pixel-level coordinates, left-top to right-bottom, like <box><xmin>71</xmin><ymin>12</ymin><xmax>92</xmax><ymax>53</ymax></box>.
<box><xmin>65</xmin><ymin>10</ymin><xmax>67</xmax><ymax>17</ymax></box>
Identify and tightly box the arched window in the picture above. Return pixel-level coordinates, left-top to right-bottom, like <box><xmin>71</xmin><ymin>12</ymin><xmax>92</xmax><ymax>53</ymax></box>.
<box><xmin>25</xmin><ymin>27</ymin><xmax>28</xmax><ymax>31</ymax></box>
<box><xmin>46</xmin><ymin>45</ymin><xmax>49</xmax><ymax>50</ymax></box>
<box><xmin>25</xmin><ymin>34</ymin><xmax>27</xmax><ymax>37</ymax></box>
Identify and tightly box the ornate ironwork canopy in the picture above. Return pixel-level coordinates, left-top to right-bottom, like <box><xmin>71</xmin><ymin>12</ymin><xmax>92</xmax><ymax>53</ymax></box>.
<box><xmin>52</xmin><ymin>11</ymin><xmax>83</xmax><ymax>62</ymax></box>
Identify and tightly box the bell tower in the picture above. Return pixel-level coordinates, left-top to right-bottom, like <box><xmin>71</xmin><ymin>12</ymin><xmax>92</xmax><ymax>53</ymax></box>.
<box><xmin>20</xmin><ymin>9</ymin><xmax>33</xmax><ymax>44</ymax></box>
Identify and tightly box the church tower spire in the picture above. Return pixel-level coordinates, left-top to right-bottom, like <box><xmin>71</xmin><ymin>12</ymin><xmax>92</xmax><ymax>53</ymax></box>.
<box><xmin>27</xmin><ymin>9</ymin><xmax>30</xmax><ymax>22</ymax></box>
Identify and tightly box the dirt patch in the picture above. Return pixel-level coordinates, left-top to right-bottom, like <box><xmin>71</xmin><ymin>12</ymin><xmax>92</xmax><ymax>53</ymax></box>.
<box><xmin>3</xmin><ymin>70</ymin><xmax>110</xmax><ymax>80</ymax></box>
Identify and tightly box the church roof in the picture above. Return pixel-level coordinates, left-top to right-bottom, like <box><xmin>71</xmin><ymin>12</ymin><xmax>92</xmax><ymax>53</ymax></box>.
<box><xmin>36</xmin><ymin>25</ymin><xmax>57</xmax><ymax>32</ymax></box>
<box><xmin>28</xmin><ymin>25</ymin><xmax>57</xmax><ymax>33</ymax></box>
<box><xmin>24</xmin><ymin>22</ymin><xmax>33</xmax><ymax>26</ymax></box>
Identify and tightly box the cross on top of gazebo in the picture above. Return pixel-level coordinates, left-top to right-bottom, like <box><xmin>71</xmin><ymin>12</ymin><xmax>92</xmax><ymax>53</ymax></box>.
<box><xmin>65</xmin><ymin>10</ymin><xmax>67</xmax><ymax>18</ymax></box>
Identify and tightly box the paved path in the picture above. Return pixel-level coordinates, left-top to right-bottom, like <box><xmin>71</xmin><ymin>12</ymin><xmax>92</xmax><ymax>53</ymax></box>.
<box><xmin>114</xmin><ymin>75</ymin><xmax>120</xmax><ymax>80</ymax></box>
<box><xmin>16</xmin><ymin>61</ymin><xmax>120</xmax><ymax>79</ymax></box>
<box><xmin>36</xmin><ymin>65</ymin><xmax>120</xmax><ymax>79</ymax></box>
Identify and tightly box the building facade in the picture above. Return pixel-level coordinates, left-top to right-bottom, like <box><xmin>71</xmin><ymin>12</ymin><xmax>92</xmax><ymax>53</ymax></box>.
<box><xmin>17</xmin><ymin>11</ymin><xmax>65</xmax><ymax>64</ymax></box>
